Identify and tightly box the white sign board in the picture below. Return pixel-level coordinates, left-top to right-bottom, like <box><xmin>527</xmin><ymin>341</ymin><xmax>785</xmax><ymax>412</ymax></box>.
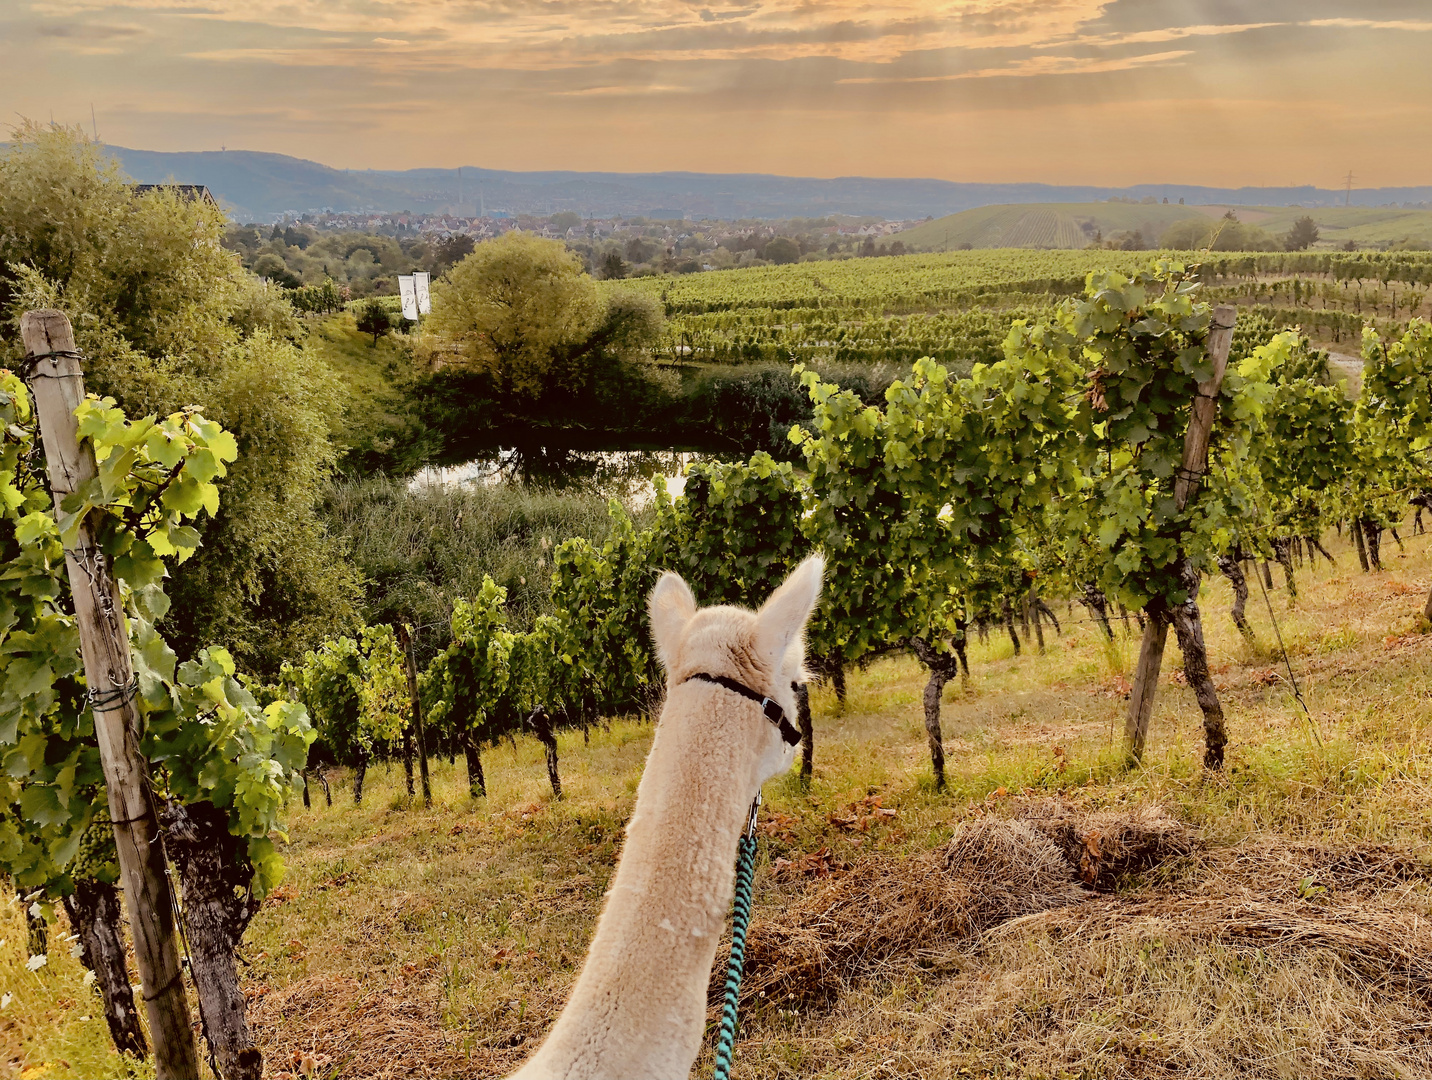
<box><xmin>398</xmin><ymin>275</ymin><xmax>419</xmax><ymax>321</ymax></box>
<box><xmin>413</xmin><ymin>271</ymin><xmax>432</xmax><ymax>315</ymax></box>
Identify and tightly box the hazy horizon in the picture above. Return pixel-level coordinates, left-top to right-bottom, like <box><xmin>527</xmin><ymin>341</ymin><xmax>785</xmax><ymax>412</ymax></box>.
<box><xmin>4</xmin><ymin>2</ymin><xmax>1430</xmax><ymax>189</ymax></box>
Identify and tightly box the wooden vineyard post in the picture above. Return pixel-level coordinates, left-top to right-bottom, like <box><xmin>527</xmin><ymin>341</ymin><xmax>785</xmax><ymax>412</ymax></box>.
<box><xmin>1123</xmin><ymin>611</ymin><xmax>1170</xmax><ymax>764</ymax></box>
<box><xmin>397</xmin><ymin>622</ymin><xmax>432</xmax><ymax>807</ymax></box>
<box><xmin>20</xmin><ymin>310</ymin><xmax>201</xmax><ymax>1079</ymax></box>
<box><xmin>1125</xmin><ymin>305</ymin><xmax>1237</xmax><ymax>767</ymax></box>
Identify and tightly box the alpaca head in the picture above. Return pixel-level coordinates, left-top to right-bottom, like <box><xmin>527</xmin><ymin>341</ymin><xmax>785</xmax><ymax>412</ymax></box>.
<box><xmin>648</xmin><ymin>555</ymin><xmax>823</xmax><ymax>783</ymax></box>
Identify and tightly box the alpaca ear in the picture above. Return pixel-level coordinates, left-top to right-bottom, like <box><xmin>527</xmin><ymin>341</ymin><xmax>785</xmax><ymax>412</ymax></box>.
<box><xmin>648</xmin><ymin>571</ymin><xmax>697</xmax><ymax>673</ymax></box>
<box><xmin>755</xmin><ymin>555</ymin><xmax>823</xmax><ymax>675</ymax></box>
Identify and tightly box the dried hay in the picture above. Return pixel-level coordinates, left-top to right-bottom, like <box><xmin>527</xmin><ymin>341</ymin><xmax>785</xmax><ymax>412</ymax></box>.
<box><xmin>991</xmin><ymin>894</ymin><xmax>1432</xmax><ymax>990</ymax></box>
<box><xmin>1192</xmin><ymin>838</ymin><xmax>1432</xmax><ymax>902</ymax></box>
<box><xmin>714</xmin><ymin>801</ymin><xmax>1428</xmax><ymax>1025</ymax></box>
<box><xmin>1016</xmin><ymin>799</ymin><xmax>1197</xmax><ymax>891</ymax></box>
<box><xmin>718</xmin><ymin>817</ymin><xmax>1088</xmax><ymax>1011</ymax></box>
<box><xmin>248</xmin><ymin>971</ymin><xmax>525</xmax><ymax>1080</ymax></box>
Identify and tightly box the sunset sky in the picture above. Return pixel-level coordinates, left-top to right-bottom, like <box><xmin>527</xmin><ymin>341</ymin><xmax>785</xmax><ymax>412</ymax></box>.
<box><xmin>4</xmin><ymin>1</ymin><xmax>1430</xmax><ymax>187</ymax></box>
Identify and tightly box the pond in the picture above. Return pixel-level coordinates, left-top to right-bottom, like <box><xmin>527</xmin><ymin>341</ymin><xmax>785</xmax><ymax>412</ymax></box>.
<box><xmin>409</xmin><ymin>447</ymin><xmax>715</xmax><ymax>502</ymax></box>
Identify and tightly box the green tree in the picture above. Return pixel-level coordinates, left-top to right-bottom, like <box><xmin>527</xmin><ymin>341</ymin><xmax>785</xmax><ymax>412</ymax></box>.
<box><xmin>427</xmin><ymin>232</ymin><xmax>604</xmax><ymax>399</ymax></box>
<box><xmin>763</xmin><ymin>237</ymin><xmax>801</xmax><ymax>265</ymax></box>
<box><xmin>430</xmin><ymin>234</ymin><xmax>475</xmax><ymax>274</ymax></box>
<box><xmin>599</xmin><ymin>251</ymin><xmax>628</xmax><ymax>280</ymax></box>
<box><xmin>1285</xmin><ymin>215</ymin><xmax>1320</xmax><ymax>251</ymax></box>
<box><xmin>0</xmin><ymin>122</ymin><xmax>358</xmax><ymax>673</ymax></box>
<box><xmin>356</xmin><ymin>298</ymin><xmax>394</xmax><ymax>345</ymax></box>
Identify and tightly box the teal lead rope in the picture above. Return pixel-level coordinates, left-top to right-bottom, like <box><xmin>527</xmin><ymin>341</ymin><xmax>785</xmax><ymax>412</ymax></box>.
<box><xmin>713</xmin><ymin>795</ymin><xmax>761</xmax><ymax>1080</ymax></box>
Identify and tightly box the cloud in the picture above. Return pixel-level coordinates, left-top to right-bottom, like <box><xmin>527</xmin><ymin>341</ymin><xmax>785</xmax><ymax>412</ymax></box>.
<box><xmin>34</xmin><ymin>21</ymin><xmax>144</xmax><ymax>38</ymax></box>
<box><xmin>1040</xmin><ymin>22</ymin><xmax>1286</xmax><ymax>50</ymax></box>
<box><xmin>839</xmin><ymin>49</ymin><xmax>1193</xmax><ymax>84</ymax></box>
<box><xmin>555</xmin><ymin>83</ymin><xmax>695</xmax><ymax>96</ymax></box>
<box><xmin>1302</xmin><ymin>18</ymin><xmax>1432</xmax><ymax>31</ymax></box>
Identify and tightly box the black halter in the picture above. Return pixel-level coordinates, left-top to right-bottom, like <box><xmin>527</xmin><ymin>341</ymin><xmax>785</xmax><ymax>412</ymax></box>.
<box><xmin>684</xmin><ymin>672</ymin><xmax>802</xmax><ymax>748</ymax></box>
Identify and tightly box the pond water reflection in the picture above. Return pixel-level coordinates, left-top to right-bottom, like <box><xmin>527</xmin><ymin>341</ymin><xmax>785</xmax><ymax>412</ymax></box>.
<box><xmin>409</xmin><ymin>447</ymin><xmax>715</xmax><ymax>502</ymax></box>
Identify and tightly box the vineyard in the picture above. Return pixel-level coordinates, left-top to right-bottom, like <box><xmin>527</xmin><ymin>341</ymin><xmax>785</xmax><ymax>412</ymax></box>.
<box><xmin>4</xmin><ymin>238</ymin><xmax>1432</xmax><ymax>1078</ymax></box>
<box><xmin>609</xmin><ymin>249</ymin><xmax>1432</xmax><ymax>377</ymax></box>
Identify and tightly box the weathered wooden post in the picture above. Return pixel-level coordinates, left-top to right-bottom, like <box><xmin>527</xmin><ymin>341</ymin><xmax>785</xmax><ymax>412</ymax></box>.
<box><xmin>396</xmin><ymin>622</ymin><xmax>432</xmax><ymax>807</ymax></box>
<box><xmin>20</xmin><ymin>310</ymin><xmax>200</xmax><ymax>1079</ymax></box>
<box><xmin>1125</xmin><ymin>304</ymin><xmax>1237</xmax><ymax>767</ymax></box>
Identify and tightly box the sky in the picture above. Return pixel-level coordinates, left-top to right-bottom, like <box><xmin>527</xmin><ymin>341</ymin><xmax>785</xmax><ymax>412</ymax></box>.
<box><xmin>3</xmin><ymin>1</ymin><xmax>1430</xmax><ymax>187</ymax></box>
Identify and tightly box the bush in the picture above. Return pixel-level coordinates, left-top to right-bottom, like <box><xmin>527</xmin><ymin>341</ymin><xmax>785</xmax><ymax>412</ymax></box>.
<box><xmin>1159</xmin><ymin>216</ymin><xmax>1283</xmax><ymax>252</ymax></box>
<box><xmin>320</xmin><ymin>477</ymin><xmax>620</xmax><ymax>659</ymax></box>
<box><xmin>356</xmin><ymin>298</ymin><xmax>394</xmax><ymax>345</ymax></box>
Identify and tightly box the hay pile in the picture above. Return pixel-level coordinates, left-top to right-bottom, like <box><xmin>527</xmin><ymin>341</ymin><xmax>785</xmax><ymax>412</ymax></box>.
<box><xmin>1016</xmin><ymin>799</ymin><xmax>1197</xmax><ymax>891</ymax></box>
<box><xmin>715</xmin><ymin>802</ymin><xmax>1401</xmax><ymax>1017</ymax></box>
<box><xmin>719</xmin><ymin>817</ymin><xmax>1088</xmax><ymax>1010</ymax></box>
<box><xmin>710</xmin><ymin>803</ymin><xmax>1432</xmax><ymax>1077</ymax></box>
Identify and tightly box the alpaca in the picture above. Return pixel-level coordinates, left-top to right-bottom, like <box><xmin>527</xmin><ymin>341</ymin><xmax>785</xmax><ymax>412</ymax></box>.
<box><xmin>509</xmin><ymin>555</ymin><xmax>823</xmax><ymax>1080</ymax></box>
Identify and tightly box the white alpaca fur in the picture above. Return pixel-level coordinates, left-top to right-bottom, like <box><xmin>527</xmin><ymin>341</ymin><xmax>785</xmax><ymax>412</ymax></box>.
<box><xmin>508</xmin><ymin>555</ymin><xmax>823</xmax><ymax>1080</ymax></box>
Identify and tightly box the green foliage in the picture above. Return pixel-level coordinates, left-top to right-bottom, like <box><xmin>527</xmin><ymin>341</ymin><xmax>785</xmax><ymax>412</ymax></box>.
<box><xmin>319</xmin><ymin>476</ymin><xmax>616</xmax><ymax>658</ymax></box>
<box><xmin>1361</xmin><ymin>321</ymin><xmax>1432</xmax><ymax>444</ymax></box>
<box><xmin>661</xmin><ymin>453</ymin><xmax>812</xmax><ymax>608</ymax></box>
<box><xmin>0</xmin><ymin>373</ymin><xmax>311</xmax><ymax>910</ymax></box>
<box><xmin>0</xmin><ymin>122</ymin><xmax>358</xmax><ymax>674</ymax></box>
<box><xmin>550</xmin><ymin>500</ymin><xmax>667</xmax><ymax>716</ymax></box>
<box><xmin>1285</xmin><ymin>216</ymin><xmax>1320</xmax><ymax>252</ymax></box>
<box><xmin>135</xmin><ymin>634</ymin><xmax>313</xmax><ymax>898</ymax></box>
<box><xmin>1009</xmin><ymin>265</ymin><xmax>1279</xmax><ymax>609</ymax></box>
<box><xmin>356</xmin><ymin>624</ymin><xmax>410</xmax><ymax>746</ymax></box>
<box><xmin>223</xmin><ymin>226</ymin><xmax>424</xmax><ymax>299</ymax></box>
<box><xmin>289</xmin><ymin>278</ymin><xmax>348</xmax><ymax>315</ymax></box>
<box><xmin>294</xmin><ymin>636</ymin><xmax>365</xmax><ymax>765</ymax></box>
<box><xmin>1349</xmin><ymin>320</ymin><xmax>1432</xmax><ymax>526</ymax></box>
<box><xmin>1254</xmin><ymin>354</ymin><xmax>1357</xmax><ymax>538</ymax></box>
<box><xmin>429</xmin><ymin>576</ymin><xmax>515</xmax><ymax>745</ymax></box>
<box><xmin>1158</xmin><ymin>216</ymin><xmax>1283</xmax><ymax>252</ymax></box>
<box><xmin>791</xmin><ymin>368</ymin><xmax>909</xmax><ymax>661</ymax></box>
<box><xmin>428</xmin><ymin>232</ymin><xmax>605</xmax><ymax>398</ymax></box>
<box><xmin>356</xmin><ymin>297</ymin><xmax>394</xmax><ymax>345</ymax></box>
<box><xmin>763</xmin><ymin>237</ymin><xmax>801</xmax><ymax>265</ymax></box>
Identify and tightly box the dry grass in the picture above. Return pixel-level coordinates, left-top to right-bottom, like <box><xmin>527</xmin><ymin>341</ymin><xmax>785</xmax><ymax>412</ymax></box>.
<box><xmin>5</xmin><ymin>526</ymin><xmax>1432</xmax><ymax>1079</ymax></box>
<box><xmin>723</xmin><ymin>817</ymin><xmax>1088</xmax><ymax>1011</ymax></box>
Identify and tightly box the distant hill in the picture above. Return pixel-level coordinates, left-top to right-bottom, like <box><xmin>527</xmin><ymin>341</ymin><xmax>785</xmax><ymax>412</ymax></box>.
<box><xmin>899</xmin><ymin>202</ymin><xmax>1432</xmax><ymax>251</ymax></box>
<box><xmin>65</xmin><ymin>146</ymin><xmax>1432</xmax><ymax>222</ymax></box>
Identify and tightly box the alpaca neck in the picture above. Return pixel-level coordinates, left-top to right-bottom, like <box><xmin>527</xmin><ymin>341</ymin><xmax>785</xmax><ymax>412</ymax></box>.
<box><xmin>514</xmin><ymin>696</ymin><xmax>758</xmax><ymax>1080</ymax></box>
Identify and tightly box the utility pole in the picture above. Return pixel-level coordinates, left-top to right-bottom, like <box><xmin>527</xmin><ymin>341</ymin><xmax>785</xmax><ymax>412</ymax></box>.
<box><xmin>1344</xmin><ymin>170</ymin><xmax>1355</xmax><ymax>207</ymax></box>
<box><xmin>90</xmin><ymin>103</ymin><xmax>98</xmax><ymax>141</ymax></box>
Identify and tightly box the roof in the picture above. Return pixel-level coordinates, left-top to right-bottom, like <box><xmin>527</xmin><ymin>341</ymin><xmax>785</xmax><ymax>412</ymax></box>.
<box><xmin>132</xmin><ymin>183</ymin><xmax>218</xmax><ymax>205</ymax></box>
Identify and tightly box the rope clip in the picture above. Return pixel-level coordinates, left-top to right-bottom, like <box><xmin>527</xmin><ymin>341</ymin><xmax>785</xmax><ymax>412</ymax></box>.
<box><xmin>746</xmin><ymin>793</ymin><xmax>762</xmax><ymax>840</ymax></box>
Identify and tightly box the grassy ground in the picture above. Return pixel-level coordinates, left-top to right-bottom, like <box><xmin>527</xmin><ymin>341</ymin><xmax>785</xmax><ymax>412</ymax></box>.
<box><xmin>5</xmin><ymin>525</ymin><xmax>1432</xmax><ymax>1079</ymax></box>
<box><xmin>305</xmin><ymin>312</ymin><xmax>425</xmax><ymax>472</ymax></box>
